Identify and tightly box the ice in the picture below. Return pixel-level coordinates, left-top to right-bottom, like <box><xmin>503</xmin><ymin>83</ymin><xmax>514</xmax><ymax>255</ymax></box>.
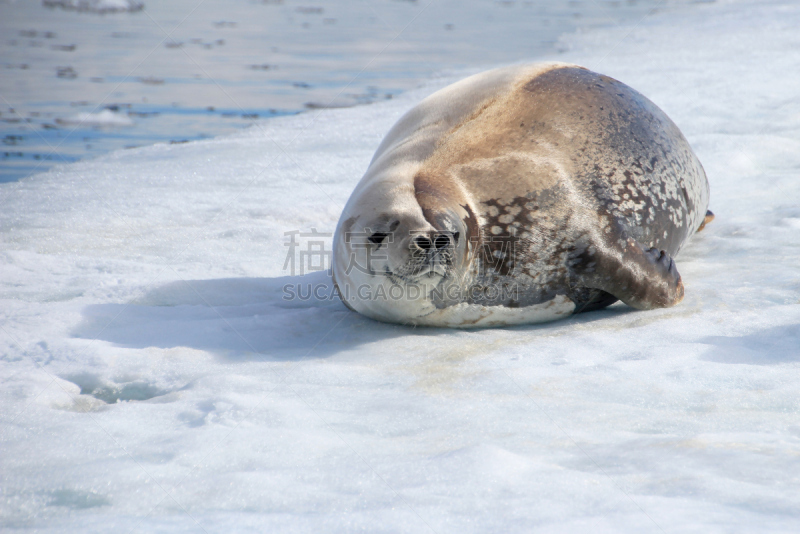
<box><xmin>2</xmin><ymin>0</ymin><xmax>800</xmax><ymax>532</ymax></box>
<box><xmin>42</xmin><ymin>0</ymin><xmax>144</xmax><ymax>14</ymax></box>
<box><xmin>55</xmin><ymin>109</ymin><xmax>134</xmax><ymax>127</ymax></box>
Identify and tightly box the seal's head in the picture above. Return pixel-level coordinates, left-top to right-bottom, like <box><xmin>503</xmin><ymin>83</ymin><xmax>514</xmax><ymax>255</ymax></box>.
<box><xmin>332</xmin><ymin>171</ymin><xmax>477</xmax><ymax>323</ymax></box>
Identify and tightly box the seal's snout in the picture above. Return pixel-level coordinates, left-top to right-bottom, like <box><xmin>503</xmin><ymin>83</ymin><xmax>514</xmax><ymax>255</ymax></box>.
<box><xmin>411</xmin><ymin>232</ymin><xmax>458</xmax><ymax>265</ymax></box>
<box><xmin>412</xmin><ymin>232</ymin><xmax>456</xmax><ymax>252</ymax></box>
<box><xmin>407</xmin><ymin>231</ymin><xmax>457</xmax><ymax>278</ymax></box>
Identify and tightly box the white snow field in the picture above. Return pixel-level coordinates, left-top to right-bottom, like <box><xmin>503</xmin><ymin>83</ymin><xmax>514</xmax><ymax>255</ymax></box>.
<box><xmin>2</xmin><ymin>0</ymin><xmax>800</xmax><ymax>532</ymax></box>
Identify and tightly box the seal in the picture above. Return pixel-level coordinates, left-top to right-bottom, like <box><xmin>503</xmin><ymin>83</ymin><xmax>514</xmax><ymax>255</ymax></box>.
<box><xmin>332</xmin><ymin>62</ymin><xmax>712</xmax><ymax>327</ymax></box>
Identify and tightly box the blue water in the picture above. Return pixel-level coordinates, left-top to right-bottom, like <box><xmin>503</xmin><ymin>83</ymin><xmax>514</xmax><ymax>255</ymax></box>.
<box><xmin>1</xmin><ymin>0</ymin><xmax>698</xmax><ymax>183</ymax></box>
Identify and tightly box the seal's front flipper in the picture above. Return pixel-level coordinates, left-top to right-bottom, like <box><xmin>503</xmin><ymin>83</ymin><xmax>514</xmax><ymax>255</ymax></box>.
<box><xmin>580</xmin><ymin>239</ymin><xmax>684</xmax><ymax>311</ymax></box>
<box><xmin>696</xmin><ymin>210</ymin><xmax>715</xmax><ymax>232</ymax></box>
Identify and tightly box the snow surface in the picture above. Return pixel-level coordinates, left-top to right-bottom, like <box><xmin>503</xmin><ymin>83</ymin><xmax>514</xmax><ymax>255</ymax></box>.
<box><xmin>42</xmin><ymin>0</ymin><xmax>144</xmax><ymax>14</ymax></box>
<box><xmin>2</xmin><ymin>0</ymin><xmax>800</xmax><ymax>532</ymax></box>
<box><xmin>55</xmin><ymin>109</ymin><xmax>134</xmax><ymax>127</ymax></box>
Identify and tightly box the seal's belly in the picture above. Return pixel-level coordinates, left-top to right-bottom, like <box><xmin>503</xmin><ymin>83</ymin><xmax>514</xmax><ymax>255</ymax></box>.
<box><xmin>409</xmin><ymin>295</ymin><xmax>575</xmax><ymax>327</ymax></box>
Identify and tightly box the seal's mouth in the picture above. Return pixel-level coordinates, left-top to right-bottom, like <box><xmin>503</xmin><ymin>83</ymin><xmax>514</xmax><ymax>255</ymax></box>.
<box><xmin>410</xmin><ymin>245</ymin><xmax>452</xmax><ymax>280</ymax></box>
<box><xmin>387</xmin><ymin>254</ymin><xmax>451</xmax><ymax>285</ymax></box>
<box><xmin>415</xmin><ymin>262</ymin><xmax>448</xmax><ymax>278</ymax></box>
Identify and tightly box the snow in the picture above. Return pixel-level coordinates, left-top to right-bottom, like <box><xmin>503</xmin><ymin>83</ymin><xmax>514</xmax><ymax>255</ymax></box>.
<box><xmin>42</xmin><ymin>0</ymin><xmax>144</xmax><ymax>14</ymax></box>
<box><xmin>2</xmin><ymin>0</ymin><xmax>800</xmax><ymax>532</ymax></box>
<box><xmin>55</xmin><ymin>109</ymin><xmax>134</xmax><ymax>127</ymax></box>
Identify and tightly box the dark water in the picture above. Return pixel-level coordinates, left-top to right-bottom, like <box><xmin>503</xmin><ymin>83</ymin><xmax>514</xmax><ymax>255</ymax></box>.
<box><xmin>1</xmin><ymin>0</ymin><xmax>697</xmax><ymax>183</ymax></box>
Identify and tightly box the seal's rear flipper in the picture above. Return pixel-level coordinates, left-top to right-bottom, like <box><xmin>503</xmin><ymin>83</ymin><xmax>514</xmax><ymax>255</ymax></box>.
<box><xmin>581</xmin><ymin>239</ymin><xmax>684</xmax><ymax>310</ymax></box>
<box><xmin>696</xmin><ymin>210</ymin><xmax>715</xmax><ymax>232</ymax></box>
<box><xmin>614</xmin><ymin>244</ymin><xmax>684</xmax><ymax>310</ymax></box>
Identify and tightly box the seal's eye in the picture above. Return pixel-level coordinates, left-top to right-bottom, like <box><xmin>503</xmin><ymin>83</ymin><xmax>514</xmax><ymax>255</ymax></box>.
<box><xmin>368</xmin><ymin>232</ymin><xmax>388</xmax><ymax>245</ymax></box>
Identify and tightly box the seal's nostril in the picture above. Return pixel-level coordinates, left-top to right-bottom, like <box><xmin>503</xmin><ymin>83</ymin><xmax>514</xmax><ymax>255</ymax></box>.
<box><xmin>414</xmin><ymin>235</ymin><xmax>432</xmax><ymax>250</ymax></box>
<box><xmin>434</xmin><ymin>234</ymin><xmax>450</xmax><ymax>249</ymax></box>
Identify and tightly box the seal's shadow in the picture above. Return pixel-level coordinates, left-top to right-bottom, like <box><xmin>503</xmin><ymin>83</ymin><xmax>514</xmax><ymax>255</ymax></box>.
<box><xmin>73</xmin><ymin>271</ymin><xmax>409</xmax><ymax>361</ymax></box>
<box><xmin>73</xmin><ymin>271</ymin><xmax>640</xmax><ymax>361</ymax></box>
